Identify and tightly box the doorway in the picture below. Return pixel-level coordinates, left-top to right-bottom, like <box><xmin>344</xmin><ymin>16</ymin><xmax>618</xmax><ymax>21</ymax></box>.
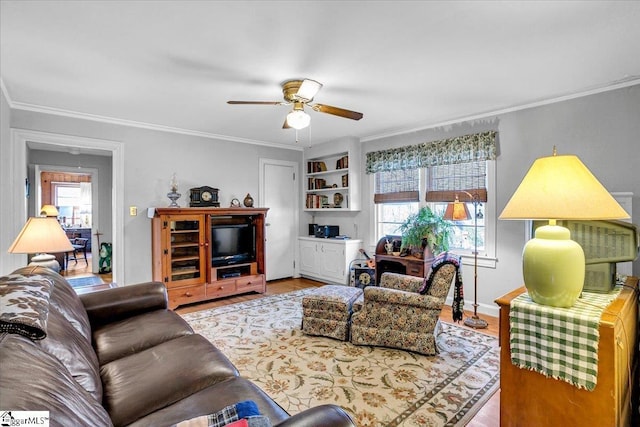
<box><xmin>9</xmin><ymin>129</ymin><xmax>124</xmax><ymax>286</ymax></box>
<box><xmin>260</xmin><ymin>159</ymin><xmax>299</xmax><ymax>281</ymax></box>
<box><xmin>34</xmin><ymin>164</ymin><xmax>99</xmax><ymax>273</ymax></box>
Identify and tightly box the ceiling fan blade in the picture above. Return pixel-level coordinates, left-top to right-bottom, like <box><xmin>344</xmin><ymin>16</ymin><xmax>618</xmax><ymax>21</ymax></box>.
<box><xmin>227</xmin><ymin>101</ymin><xmax>283</xmax><ymax>105</ymax></box>
<box><xmin>312</xmin><ymin>104</ymin><xmax>363</xmax><ymax>121</ymax></box>
<box><xmin>282</xmin><ymin>118</ymin><xmax>291</xmax><ymax>129</ymax></box>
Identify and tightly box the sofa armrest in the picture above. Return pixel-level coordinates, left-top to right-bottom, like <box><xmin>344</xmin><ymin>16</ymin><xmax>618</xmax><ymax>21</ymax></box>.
<box><xmin>79</xmin><ymin>281</ymin><xmax>169</xmax><ymax>328</ymax></box>
<box><xmin>364</xmin><ymin>286</ymin><xmax>443</xmax><ymax>310</ymax></box>
<box><xmin>274</xmin><ymin>404</ymin><xmax>355</xmax><ymax>427</ymax></box>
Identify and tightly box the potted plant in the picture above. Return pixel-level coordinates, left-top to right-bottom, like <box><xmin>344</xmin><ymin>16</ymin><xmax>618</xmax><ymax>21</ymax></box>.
<box><xmin>397</xmin><ymin>206</ymin><xmax>452</xmax><ymax>258</ymax></box>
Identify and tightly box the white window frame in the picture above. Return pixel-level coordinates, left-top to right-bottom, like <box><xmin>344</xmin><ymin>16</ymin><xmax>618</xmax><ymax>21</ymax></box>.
<box><xmin>371</xmin><ymin>161</ymin><xmax>497</xmax><ymax>268</ymax></box>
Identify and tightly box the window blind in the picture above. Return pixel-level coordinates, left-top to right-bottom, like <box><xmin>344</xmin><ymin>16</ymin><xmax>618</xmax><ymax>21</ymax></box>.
<box><xmin>425</xmin><ymin>160</ymin><xmax>488</xmax><ymax>202</ymax></box>
<box><xmin>374</xmin><ymin>169</ymin><xmax>419</xmax><ymax>204</ymax></box>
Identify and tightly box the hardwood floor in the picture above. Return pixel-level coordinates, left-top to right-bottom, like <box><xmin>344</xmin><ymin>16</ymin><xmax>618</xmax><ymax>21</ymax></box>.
<box><xmin>60</xmin><ymin>254</ymin><xmax>115</xmax><ymax>293</ymax></box>
<box><xmin>75</xmin><ymin>276</ymin><xmax>500</xmax><ymax>425</ymax></box>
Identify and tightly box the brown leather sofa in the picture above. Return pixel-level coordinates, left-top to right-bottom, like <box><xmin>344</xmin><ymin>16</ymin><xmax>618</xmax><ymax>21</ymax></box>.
<box><xmin>0</xmin><ymin>266</ymin><xmax>355</xmax><ymax>427</ymax></box>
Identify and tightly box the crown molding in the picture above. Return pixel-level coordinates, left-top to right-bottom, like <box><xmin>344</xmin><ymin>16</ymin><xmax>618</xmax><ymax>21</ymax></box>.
<box><xmin>361</xmin><ymin>77</ymin><xmax>640</xmax><ymax>142</ymax></box>
<box><xmin>0</xmin><ymin>78</ymin><xmax>13</xmax><ymax>106</ymax></box>
<box><xmin>6</xmin><ymin>97</ymin><xmax>303</xmax><ymax>152</ymax></box>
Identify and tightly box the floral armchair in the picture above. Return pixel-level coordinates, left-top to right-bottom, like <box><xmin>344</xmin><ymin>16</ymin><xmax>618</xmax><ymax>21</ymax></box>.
<box><xmin>350</xmin><ymin>254</ymin><xmax>461</xmax><ymax>355</ymax></box>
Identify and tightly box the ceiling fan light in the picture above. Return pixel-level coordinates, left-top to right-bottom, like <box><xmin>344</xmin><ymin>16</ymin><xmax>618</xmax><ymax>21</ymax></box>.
<box><xmin>286</xmin><ymin>110</ymin><xmax>311</xmax><ymax>130</ymax></box>
<box><xmin>296</xmin><ymin>79</ymin><xmax>323</xmax><ymax>101</ymax></box>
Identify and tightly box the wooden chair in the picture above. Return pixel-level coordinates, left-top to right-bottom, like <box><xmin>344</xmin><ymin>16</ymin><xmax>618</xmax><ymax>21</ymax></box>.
<box><xmin>69</xmin><ymin>238</ymin><xmax>89</xmax><ymax>266</ymax></box>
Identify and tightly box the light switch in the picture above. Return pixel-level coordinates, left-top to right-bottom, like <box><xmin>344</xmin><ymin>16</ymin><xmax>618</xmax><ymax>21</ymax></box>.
<box><xmin>129</xmin><ymin>206</ymin><xmax>137</xmax><ymax>216</ymax></box>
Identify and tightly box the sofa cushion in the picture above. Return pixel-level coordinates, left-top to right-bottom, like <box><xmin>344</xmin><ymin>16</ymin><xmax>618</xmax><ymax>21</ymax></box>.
<box><xmin>0</xmin><ymin>273</ymin><xmax>53</xmax><ymax>340</ymax></box>
<box><xmin>127</xmin><ymin>377</ymin><xmax>290</xmax><ymax>427</ymax></box>
<box><xmin>93</xmin><ymin>309</ymin><xmax>194</xmax><ymax>365</ymax></box>
<box><xmin>101</xmin><ymin>334</ymin><xmax>239</xmax><ymax>427</ymax></box>
<box><xmin>41</xmin><ymin>306</ymin><xmax>103</xmax><ymax>402</ymax></box>
<box><xmin>0</xmin><ymin>332</ymin><xmax>113</xmax><ymax>427</ymax></box>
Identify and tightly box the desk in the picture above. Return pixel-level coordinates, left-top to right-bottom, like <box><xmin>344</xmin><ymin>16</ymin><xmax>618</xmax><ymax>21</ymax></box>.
<box><xmin>373</xmin><ymin>235</ymin><xmax>433</xmax><ymax>283</ymax></box>
<box><xmin>374</xmin><ymin>253</ymin><xmax>431</xmax><ymax>283</ymax></box>
<box><xmin>495</xmin><ymin>277</ymin><xmax>638</xmax><ymax>427</ymax></box>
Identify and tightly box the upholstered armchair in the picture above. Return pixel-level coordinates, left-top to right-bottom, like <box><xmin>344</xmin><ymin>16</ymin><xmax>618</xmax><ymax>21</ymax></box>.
<box><xmin>350</xmin><ymin>254</ymin><xmax>461</xmax><ymax>355</ymax></box>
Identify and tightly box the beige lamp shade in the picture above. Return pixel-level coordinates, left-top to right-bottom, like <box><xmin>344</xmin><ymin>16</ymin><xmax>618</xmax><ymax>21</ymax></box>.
<box><xmin>8</xmin><ymin>217</ymin><xmax>74</xmax><ymax>254</ymax></box>
<box><xmin>40</xmin><ymin>205</ymin><xmax>59</xmax><ymax>217</ymax></box>
<box><xmin>443</xmin><ymin>196</ymin><xmax>471</xmax><ymax>221</ymax></box>
<box><xmin>499</xmin><ymin>153</ymin><xmax>629</xmax><ymax>220</ymax></box>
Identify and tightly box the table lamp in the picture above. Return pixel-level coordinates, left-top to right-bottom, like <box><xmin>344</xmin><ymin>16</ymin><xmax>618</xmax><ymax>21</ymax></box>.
<box><xmin>8</xmin><ymin>217</ymin><xmax>74</xmax><ymax>272</ymax></box>
<box><xmin>444</xmin><ymin>192</ymin><xmax>488</xmax><ymax>328</ymax></box>
<box><xmin>499</xmin><ymin>148</ymin><xmax>629</xmax><ymax>307</ymax></box>
<box><xmin>40</xmin><ymin>205</ymin><xmax>59</xmax><ymax>217</ymax></box>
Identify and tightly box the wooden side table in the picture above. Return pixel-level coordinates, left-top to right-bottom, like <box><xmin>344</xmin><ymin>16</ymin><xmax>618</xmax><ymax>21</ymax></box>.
<box><xmin>495</xmin><ymin>277</ymin><xmax>638</xmax><ymax>427</ymax></box>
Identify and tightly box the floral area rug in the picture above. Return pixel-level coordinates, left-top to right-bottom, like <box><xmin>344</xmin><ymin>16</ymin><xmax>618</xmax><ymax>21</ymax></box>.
<box><xmin>181</xmin><ymin>289</ymin><xmax>499</xmax><ymax>427</ymax></box>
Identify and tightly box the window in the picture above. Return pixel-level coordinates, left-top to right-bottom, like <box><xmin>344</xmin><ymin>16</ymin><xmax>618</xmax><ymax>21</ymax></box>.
<box><xmin>53</xmin><ymin>182</ymin><xmax>92</xmax><ymax>227</ymax></box>
<box><xmin>373</xmin><ymin>161</ymin><xmax>496</xmax><ymax>266</ymax></box>
<box><xmin>367</xmin><ymin>130</ymin><xmax>497</xmax><ymax>266</ymax></box>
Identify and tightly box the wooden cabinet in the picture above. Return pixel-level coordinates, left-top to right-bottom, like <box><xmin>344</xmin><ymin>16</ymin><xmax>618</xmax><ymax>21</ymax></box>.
<box><xmin>495</xmin><ymin>277</ymin><xmax>638</xmax><ymax>427</ymax></box>
<box><xmin>152</xmin><ymin>207</ymin><xmax>268</xmax><ymax>309</ymax></box>
<box><xmin>303</xmin><ymin>137</ymin><xmax>361</xmax><ymax>211</ymax></box>
<box><xmin>298</xmin><ymin>237</ymin><xmax>362</xmax><ymax>284</ymax></box>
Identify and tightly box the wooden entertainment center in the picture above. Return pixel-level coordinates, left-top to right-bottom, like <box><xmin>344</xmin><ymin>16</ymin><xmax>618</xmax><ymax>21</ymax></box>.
<box><xmin>151</xmin><ymin>207</ymin><xmax>268</xmax><ymax>309</ymax></box>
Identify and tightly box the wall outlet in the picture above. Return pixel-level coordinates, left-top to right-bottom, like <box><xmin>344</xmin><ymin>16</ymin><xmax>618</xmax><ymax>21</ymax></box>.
<box><xmin>129</xmin><ymin>206</ymin><xmax>137</xmax><ymax>216</ymax></box>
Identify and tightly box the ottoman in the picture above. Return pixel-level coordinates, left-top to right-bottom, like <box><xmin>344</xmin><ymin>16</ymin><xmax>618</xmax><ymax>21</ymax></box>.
<box><xmin>301</xmin><ymin>285</ymin><xmax>364</xmax><ymax>341</ymax></box>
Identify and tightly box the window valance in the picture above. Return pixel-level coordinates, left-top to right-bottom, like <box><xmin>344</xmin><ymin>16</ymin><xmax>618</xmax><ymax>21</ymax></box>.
<box><xmin>365</xmin><ymin>130</ymin><xmax>497</xmax><ymax>174</ymax></box>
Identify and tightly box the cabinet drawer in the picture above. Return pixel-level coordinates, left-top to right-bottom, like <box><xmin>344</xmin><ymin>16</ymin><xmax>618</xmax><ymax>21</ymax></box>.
<box><xmin>168</xmin><ymin>285</ymin><xmax>205</xmax><ymax>308</ymax></box>
<box><xmin>406</xmin><ymin>264</ymin><xmax>423</xmax><ymax>276</ymax></box>
<box><xmin>207</xmin><ymin>281</ymin><xmax>237</xmax><ymax>298</ymax></box>
<box><xmin>237</xmin><ymin>275</ymin><xmax>265</xmax><ymax>292</ymax></box>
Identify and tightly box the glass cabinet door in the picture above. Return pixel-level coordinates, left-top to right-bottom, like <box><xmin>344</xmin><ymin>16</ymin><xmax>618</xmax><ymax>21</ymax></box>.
<box><xmin>165</xmin><ymin>215</ymin><xmax>206</xmax><ymax>286</ymax></box>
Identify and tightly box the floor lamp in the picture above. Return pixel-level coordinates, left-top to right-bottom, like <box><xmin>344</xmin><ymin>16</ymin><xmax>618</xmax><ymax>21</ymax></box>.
<box><xmin>443</xmin><ymin>192</ymin><xmax>488</xmax><ymax>329</ymax></box>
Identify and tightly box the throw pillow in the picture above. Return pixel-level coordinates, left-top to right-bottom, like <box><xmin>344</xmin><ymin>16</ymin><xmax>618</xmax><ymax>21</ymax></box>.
<box><xmin>0</xmin><ymin>274</ymin><xmax>54</xmax><ymax>340</ymax></box>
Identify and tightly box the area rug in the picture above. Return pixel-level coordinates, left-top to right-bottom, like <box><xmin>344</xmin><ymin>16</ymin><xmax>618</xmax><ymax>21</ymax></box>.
<box><xmin>182</xmin><ymin>289</ymin><xmax>499</xmax><ymax>427</ymax></box>
<box><xmin>66</xmin><ymin>275</ymin><xmax>104</xmax><ymax>288</ymax></box>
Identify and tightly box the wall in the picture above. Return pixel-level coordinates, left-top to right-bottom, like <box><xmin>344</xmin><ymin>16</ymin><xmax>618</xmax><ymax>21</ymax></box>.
<box><xmin>6</xmin><ymin>109</ymin><xmax>302</xmax><ymax>284</ymax></box>
<box><xmin>357</xmin><ymin>84</ymin><xmax>640</xmax><ymax>316</ymax></box>
<box><xmin>0</xmin><ymin>89</ymin><xmax>16</xmax><ymax>274</ymax></box>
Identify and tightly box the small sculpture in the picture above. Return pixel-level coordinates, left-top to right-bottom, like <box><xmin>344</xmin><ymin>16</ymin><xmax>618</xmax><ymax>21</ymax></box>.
<box><xmin>243</xmin><ymin>193</ymin><xmax>254</xmax><ymax>207</ymax></box>
<box><xmin>167</xmin><ymin>173</ymin><xmax>181</xmax><ymax>207</ymax></box>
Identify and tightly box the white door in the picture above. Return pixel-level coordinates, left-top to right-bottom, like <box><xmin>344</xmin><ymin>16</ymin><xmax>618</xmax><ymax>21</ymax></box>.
<box><xmin>260</xmin><ymin>159</ymin><xmax>298</xmax><ymax>281</ymax></box>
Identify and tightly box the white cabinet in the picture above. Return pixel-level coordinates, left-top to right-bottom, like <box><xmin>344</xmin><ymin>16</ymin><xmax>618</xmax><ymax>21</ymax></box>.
<box><xmin>304</xmin><ymin>137</ymin><xmax>361</xmax><ymax>212</ymax></box>
<box><xmin>298</xmin><ymin>237</ymin><xmax>362</xmax><ymax>284</ymax></box>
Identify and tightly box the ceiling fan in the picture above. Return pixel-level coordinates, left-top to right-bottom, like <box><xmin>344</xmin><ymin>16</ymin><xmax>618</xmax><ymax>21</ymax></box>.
<box><xmin>227</xmin><ymin>79</ymin><xmax>363</xmax><ymax>130</ymax></box>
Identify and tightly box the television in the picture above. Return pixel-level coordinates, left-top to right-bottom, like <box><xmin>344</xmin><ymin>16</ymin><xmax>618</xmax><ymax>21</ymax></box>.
<box><xmin>210</xmin><ymin>216</ymin><xmax>256</xmax><ymax>267</ymax></box>
<box><xmin>531</xmin><ymin>219</ymin><xmax>639</xmax><ymax>292</ymax></box>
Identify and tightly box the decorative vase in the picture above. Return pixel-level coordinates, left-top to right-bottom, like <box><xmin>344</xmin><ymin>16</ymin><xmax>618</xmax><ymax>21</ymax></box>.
<box><xmin>243</xmin><ymin>193</ymin><xmax>254</xmax><ymax>207</ymax></box>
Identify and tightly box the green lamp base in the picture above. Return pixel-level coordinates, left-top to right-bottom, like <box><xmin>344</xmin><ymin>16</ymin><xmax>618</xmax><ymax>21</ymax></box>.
<box><xmin>523</xmin><ymin>224</ymin><xmax>585</xmax><ymax>308</ymax></box>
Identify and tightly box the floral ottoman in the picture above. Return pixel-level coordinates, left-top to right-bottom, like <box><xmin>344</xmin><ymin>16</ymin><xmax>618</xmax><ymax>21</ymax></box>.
<box><xmin>301</xmin><ymin>285</ymin><xmax>364</xmax><ymax>341</ymax></box>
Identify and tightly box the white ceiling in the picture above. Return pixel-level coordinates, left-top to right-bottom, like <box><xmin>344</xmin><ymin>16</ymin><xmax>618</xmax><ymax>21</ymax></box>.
<box><xmin>2</xmin><ymin>1</ymin><xmax>640</xmax><ymax>149</ymax></box>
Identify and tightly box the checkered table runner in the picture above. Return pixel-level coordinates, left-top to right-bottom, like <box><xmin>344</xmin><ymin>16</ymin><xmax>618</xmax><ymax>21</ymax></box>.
<box><xmin>509</xmin><ymin>286</ymin><xmax>621</xmax><ymax>391</ymax></box>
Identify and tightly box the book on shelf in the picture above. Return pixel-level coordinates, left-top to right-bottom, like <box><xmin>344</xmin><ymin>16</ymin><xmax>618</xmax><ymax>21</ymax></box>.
<box><xmin>305</xmin><ymin>194</ymin><xmax>329</xmax><ymax>209</ymax></box>
<box><xmin>341</xmin><ymin>174</ymin><xmax>348</xmax><ymax>188</ymax></box>
<box><xmin>307</xmin><ymin>161</ymin><xmax>327</xmax><ymax>173</ymax></box>
<box><xmin>308</xmin><ymin>177</ymin><xmax>326</xmax><ymax>190</ymax></box>
<box><xmin>336</xmin><ymin>155</ymin><xmax>349</xmax><ymax>170</ymax></box>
